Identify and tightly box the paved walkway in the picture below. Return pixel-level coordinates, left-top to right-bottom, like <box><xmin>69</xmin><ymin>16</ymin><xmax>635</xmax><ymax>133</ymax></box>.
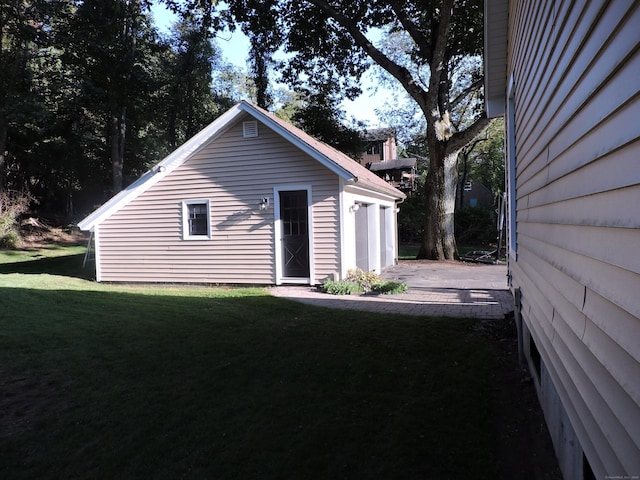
<box><xmin>270</xmin><ymin>260</ymin><xmax>514</xmax><ymax>319</ymax></box>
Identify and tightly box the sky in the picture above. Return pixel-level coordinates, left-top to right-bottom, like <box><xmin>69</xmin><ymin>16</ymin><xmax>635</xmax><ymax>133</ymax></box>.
<box><xmin>150</xmin><ymin>2</ymin><xmax>394</xmax><ymax>127</ymax></box>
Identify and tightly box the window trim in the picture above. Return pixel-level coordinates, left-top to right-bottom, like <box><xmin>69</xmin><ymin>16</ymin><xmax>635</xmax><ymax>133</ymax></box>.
<box><xmin>182</xmin><ymin>199</ymin><xmax>211</xmax><ymax>240</ymax></box>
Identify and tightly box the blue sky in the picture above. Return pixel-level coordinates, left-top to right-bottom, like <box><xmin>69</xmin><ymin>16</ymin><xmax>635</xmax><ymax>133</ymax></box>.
<box><xmin>150</xmin><ymin>2</ymin><xmax>392</xmax><ymax>126</ymax></box>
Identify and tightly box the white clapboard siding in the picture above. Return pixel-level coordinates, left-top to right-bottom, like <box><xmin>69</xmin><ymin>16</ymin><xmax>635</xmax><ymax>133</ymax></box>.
<box><xmin>508</xmin><ymin>0</ymin><xmax>640</xmax><ymax>476</ymax></box>
<box><xmin>97</xmin><ymin>116</ymin><xmax>340</xmax><ymax>284</ymax></box>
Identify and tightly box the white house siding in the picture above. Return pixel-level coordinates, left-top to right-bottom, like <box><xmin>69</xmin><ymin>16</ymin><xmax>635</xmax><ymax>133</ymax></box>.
<box><xmin>96</xmin><ymin>115</ymin><xmax>340</xmax><ymax>284</ymax></box>
<box><xmin>340</xmin><ymin>187</ymin><xmax>399</xmax><ymax>276</ymax></box>
<box><xmin>507</xmin><ymin>0</ymin><xmax>640</xmax><ymax>477</ymax></box>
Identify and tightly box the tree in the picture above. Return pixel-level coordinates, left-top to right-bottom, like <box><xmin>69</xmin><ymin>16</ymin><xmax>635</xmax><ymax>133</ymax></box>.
<box><xmin>0</xmin><ymin>0</ymin><xmax>50</xmax><ymax>188</ymax></box>
<box><xmin>289</xmin><ymin>80</ymin><xmax>366</xmax><ymax>160</ymax></box>
<box><xmin>0</xmin><ymin>0</ymin><xmax>85</xmax><ymax>213</ymax></box>
<box><xmin>458</xmin><ymin>117</ymin><xmax>504</xmax><ymax>207</ymax></box>
<box><xmin>454</xmin><ymin>118</ymin><xmax>504</xmax><ymax>246</ymax></box>
<box><xmin>1</xmin><ymin>0</ymin><xmax>244</xmax><ymax>218</ymax></box>
<box><xmin>161</xmin><ymin>19</ymin><xmax>231</xmax><ymax>150</ymax></box>
<box><xmin>62</xmin><ymin>0</ymin><xmax>156</xmax><ymax>194</ymax></box>
<box><xmin>217</xmin><ymin>0</ymin><xmax>492</xmax><ymax>259</ymax></box>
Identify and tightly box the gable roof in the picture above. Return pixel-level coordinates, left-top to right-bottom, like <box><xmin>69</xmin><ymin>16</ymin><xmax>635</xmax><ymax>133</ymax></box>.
<box><xmin>78</xmin><ymin>101</ymin><xmax>405</xmax><ymax>231</ymax></box>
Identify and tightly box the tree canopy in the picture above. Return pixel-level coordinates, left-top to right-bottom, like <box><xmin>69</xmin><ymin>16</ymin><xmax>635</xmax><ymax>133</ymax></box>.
<box><xmin>0</xmin><ymin>0</ymin><xmax>245</xmax><ymax>215</ymax></box>
<box><xmin>212</xmin><ymin>0</ymin><xmax>493</xmax><ymax>259</ymax></box>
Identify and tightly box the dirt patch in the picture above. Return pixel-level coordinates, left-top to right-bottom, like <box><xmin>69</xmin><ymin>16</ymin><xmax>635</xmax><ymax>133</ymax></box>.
<box><xmin>477</xmin><ymin>316</ymin><xmax>563</xmax><ymax>480</ymax></box>
<box><xmin>18</xmin><ymin>217</ymin><xmax>88</xmax><ymax>249</ymax></box>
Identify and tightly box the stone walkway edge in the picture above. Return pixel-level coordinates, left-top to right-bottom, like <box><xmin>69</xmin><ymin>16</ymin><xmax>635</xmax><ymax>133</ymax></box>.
<box><xmin>270</xmin><ymin>286</ymin><xmax>514</xmax><ymax>319</ymax></box>
<box><xmin>269</xmin><ymin>261</ymin><xmax>515</xmax><ymax>319</ymax></box>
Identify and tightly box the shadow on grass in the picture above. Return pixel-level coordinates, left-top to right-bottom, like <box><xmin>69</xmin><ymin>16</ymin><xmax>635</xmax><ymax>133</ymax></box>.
<box><xmin>0</xmin><ymin>253</ymin><xmax>94</xmax><ymax>280</ymax></box>
<box><xmin>0</xmin><ymin>285</ymin><xmax>501</xmax><ymax>480</ymax></box>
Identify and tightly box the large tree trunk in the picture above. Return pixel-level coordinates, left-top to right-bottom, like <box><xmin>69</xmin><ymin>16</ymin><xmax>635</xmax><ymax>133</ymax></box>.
<box><xmin>418</xmin><ymin>147</ymin><xmax>460</xmax><ymax>260</ymax></box>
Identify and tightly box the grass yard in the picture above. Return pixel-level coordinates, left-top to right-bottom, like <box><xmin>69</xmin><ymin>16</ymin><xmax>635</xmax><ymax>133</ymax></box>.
<box><xmin>0</xmin><ymin>246</ymin><xmax>534</xmax><ymax>479</ymax></box>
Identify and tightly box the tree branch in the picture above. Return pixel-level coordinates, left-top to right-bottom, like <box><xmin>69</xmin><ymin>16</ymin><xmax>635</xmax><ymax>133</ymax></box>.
<box><xmin>427</xmin><ymin>0</ymin><xmax>455</xmax><ymax>100</ymax></box>
<box><xmin>388</xmin><ymin>0</ymin><xmax>432</xmax><ymax>63</ymax></box>
<box><xmin>450</xmin><ymin>77</ymin><xmax>483</xmax><ymax>110</ymax></box>
<box><xmin>447</xmin><ymin>114</ymin><xmax>494</xmax><ymax>153</ymax></box>
<box><xmin>303</xmin><ymin>0</ymin><xmax>429</xmax><ymax>112</ymax></box>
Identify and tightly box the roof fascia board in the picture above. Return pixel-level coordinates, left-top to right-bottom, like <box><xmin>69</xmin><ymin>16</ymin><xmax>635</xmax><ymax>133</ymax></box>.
<box><xmin>344</xmin><ymin>183</ymin><xmax>402</xmax><ymax>203</ymax></box>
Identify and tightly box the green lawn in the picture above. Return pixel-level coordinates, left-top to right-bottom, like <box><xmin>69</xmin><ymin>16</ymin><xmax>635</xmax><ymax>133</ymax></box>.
<box><xmin>1</xmin><ymin>246</ymin><xmax>502</xmax><ymax>479</ymax></box>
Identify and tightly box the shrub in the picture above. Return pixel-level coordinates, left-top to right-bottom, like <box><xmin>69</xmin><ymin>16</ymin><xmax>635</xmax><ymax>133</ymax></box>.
<box><xmin>370</xmin><ymin>281</ymin><xmax>409</xmax><ymax>295</ymax></box>
<box><xmin>345</xmin><ymin>268</ymin><xmax>382</xmax><ymax>292</ymax></box>
<box><xmin>320</xmin><ymin>279</ymin><xmax>363</xmax><ymax>295</ymax></box>
<box><xmin>321</xmin><ymin>269</ymin><xmax>409</xmax><ymax>296</ymax></box>
<box><xmin>0</xmin><ymin>190</ymin><xmax>33</xmax><ymax>248</ymax></box>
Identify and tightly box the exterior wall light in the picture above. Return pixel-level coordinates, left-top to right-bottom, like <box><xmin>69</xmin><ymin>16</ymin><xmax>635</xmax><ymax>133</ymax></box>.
<box><xmin>349</xmin><ymin>203</ymin><xmax>361</xmax><ymax>213</ymax></box>
<box><xmin>259</xmin><ymin>197</ymin><xmax>270</xmax><ymax>210</ymax></box>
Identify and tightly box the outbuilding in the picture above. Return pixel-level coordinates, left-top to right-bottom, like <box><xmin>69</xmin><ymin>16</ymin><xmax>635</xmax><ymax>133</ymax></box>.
<box><xmin>78</xmin><ymin>101</ymin><xmax>406</xmax><ymax>285</ymax></box>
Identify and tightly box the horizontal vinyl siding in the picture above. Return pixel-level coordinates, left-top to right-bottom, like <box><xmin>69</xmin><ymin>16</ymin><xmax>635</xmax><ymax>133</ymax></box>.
<box><xmin>509</xmin><ymin>0</ymin><xmax>640</xmax><ymax>476</ymax></box>
<box><xmin>98</xmin><ymin>115</ymin><xmax>340</xmax><ymax>284</ymax></box>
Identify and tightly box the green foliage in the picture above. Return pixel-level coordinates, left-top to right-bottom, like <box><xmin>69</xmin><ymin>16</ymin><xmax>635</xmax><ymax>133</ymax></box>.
<box><xmin>0</xmin><ymin>190</ymin><xmax>33</xmax><ymax>248</ymax></box>
<box><xmin>291</xmin><ymin>90</ymin><xmax>366</xmax><ymax>159</ymax></box>
<box><xmin>455</xmin><ymin>119</ymin><xmax>504</xmax><ymax>246</ymax></box>
<box><xmin>319</xmin><ymin>278</ymin><xmax>363</xmax><ymax>295</ymax></box>
<box><xmin>0</xmin><ymin>230</ymin><xmax>19</xmax><ymax>249</ymax></box>
<box><xmin>0</xmin><ymin>0</ymin><xmax>242</xmax><ymax>216</ymax></box>
<box><xmin>459</xmin><ymin>118</ymin><xmax>505</xmax><ymax>200</ymax></box>
<box><xmin>370</xmin><ymin>280</ymin><xmax>409</xmax><ymax>295</ymax></box>
<box><xmin>158</xmin><ymin>19</ymin><xmax>234</xmax><ymax>150</ymax></box>
<box><xmin>336</xmin><ymin>268</ymin><xmax>409</xmax><ymax>295</ymax></box>
<box><xmin>398</xmin><ymin>172</ymin><xmax>426</xmax><ymax>244</ymax></box>
<box><xmin>2</xmin><ymin>0</ymin><xmax>490</xmax><ymax>265</ymax></box>
<box><xmin>320</xmin><ymin>269</ymin><xmax>387</xmax><ymax>295</ymax></box>
<box><xmin>455</xmin><ymin>205</ymin><xmax>497</xmax><ymax>246</ymax></box>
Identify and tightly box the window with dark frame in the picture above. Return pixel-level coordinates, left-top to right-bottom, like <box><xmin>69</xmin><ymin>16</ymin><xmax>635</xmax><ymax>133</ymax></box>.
<box><xmin>187</xmin><ymin>203</ymin><xmax>208</xmax><ymax>236</ymax></box>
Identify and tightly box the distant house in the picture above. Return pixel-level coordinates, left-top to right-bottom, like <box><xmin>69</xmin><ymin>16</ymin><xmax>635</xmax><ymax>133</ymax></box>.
<box><xmin>358</xmin><ymin>128</ymin><xmax>418</xmax><ymax>194</ymax></box>
<box><xmin>78</xmin><ymin>101</ymin><xmax>405</xmax><ymax>284</ymax></box>
<box><xmin>456</xmin><ymin>178</ymin><xmax>495</xmax><ymax>209</ymax></box>
<box><xmin>369</xmin><ymin>158</ymin><xmax>417</xmax><ymax>194</ymax></box>
<box><xmin>359</xmin><ymin>128</ymin><xmax>398</xmax><ymax>165</ymax></box>
<box><xmin>485</xmin><ymin>1</ymin><xmax>640</xmax><ymax>479</ymax></box>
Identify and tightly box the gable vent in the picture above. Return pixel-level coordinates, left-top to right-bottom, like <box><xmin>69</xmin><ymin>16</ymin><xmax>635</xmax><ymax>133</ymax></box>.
<box><xmin>243</xmin><ymin>120</ymin><xmax>258</xmax><ymax>138</ymax></box>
